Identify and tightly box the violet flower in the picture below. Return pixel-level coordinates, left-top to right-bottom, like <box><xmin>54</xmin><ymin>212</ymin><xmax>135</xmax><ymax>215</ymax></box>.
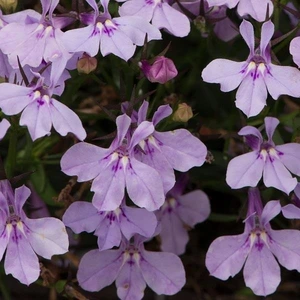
<box><xmin>77</xmin><ymin>235</ymin><xmax>186</xmax><ymax>298</ymax></box>
<box><xmin>61</xmin><ymin>114</ymin><xmax>165</xmax><ymax>211</ymax></box>
<box><xmin>62</xmin><ymin>0</ymin><xmax>161</xmax><ymax>61</ymax></box>
<box><xmin>206</xmin><ymin>0</ymin><xmax>273</xmax><ymax>22</ymax></box>
<box><xmin>226</xmin><ymin>117</ymin><xmax>300</xmax><ymax>194</ymax></box>
<box><xmin>140</xmin><ymin>56</ymin><xmax>178</xmax><ymax>84</ymax></box>
<box><xmin>206</xmin><ymin>188</ymin><xmax>300</xmax><ymax>296</ymax></box>
<box><xmin>0</xmin><ymin>0</ymin><xmax>70</xmax><ymax>82</ymax></box>
<box><xmin>202</xmin><ymin>20</ymin><xmax>300</xmax><ymax>117</ymax></box>
<box><xmin>63</xmin><ymin>200</ymin><xmax>157</xmax><ymax>251</ymax></box>
<box><xmin>0</xmin><ymin>74</ymin><xmax>86</xmax><ymax>141</ymax></box>
<box><xmin>118</xmin><ymin>0</ymin><xmax>190</xmax><ymax>37</ymax></box>
<box><xmin>0</xmin><ymin>180</ymin><xmax>69</xmax><ymax>285</ymax></box>
<box><xmin>157</xmin><ymin>174</ymin><xmax>210</xmax><ymax>255</ymax></box>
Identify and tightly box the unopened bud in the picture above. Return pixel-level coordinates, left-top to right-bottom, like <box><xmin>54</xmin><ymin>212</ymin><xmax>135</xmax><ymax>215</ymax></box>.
<box><xmin>140</xmin><ymin>56</ymin><xmax>178</xmax><ymax>84</ymax></box>
<box><xmin>77</xmin><ymin>54</ymin><xmax>97</xmax><ymax>74</ymax></box>
<box><xmin>172</xmin><ymin>103</ymin><xmax>193</xmax><ymax>122</ymax></box>
<box><xmin>0</xmin><ymin>0</ymin><xmax>17</xmax><ymax>13</ymax></box>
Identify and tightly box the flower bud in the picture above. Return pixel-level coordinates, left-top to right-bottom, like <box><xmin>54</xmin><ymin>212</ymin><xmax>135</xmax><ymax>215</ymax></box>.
<box><xmin>0</xmin><ymin>0</ymin><xmax>17</xmax><ymax>13</ymax></box>
<box><xmin>172</xmin><ymin>103</ymin><xmax>193</xmax><ymax>122</ymax></box>
<box><xmin>140</xmin><ymin>56</ymin><xmax>178</xmax><ymax>84</ymax></box>
<box><xmin>77</xmin><ymin>54</ymin><xmax>97</xmax><ymax>74</ymax></box>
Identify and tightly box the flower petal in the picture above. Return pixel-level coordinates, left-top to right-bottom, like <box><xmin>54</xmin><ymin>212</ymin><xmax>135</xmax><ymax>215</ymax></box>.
<box><xmin>62</xmin><ymin>201</ymin><xmax>101</xmax><ymax>233</ymax></box>
<box><xmin>140</xmin><ymin>247</ymin><xmax>186</xmax><ymax>295</ymax></box>
<box><xmin>261</xmin><ymin>200</ymin><xmax>281</xmax><ymax>225</ymax></box>
<box><xmin>25</xmin><ymin>217</ymin><xmax>69</xmax><ymax>259</ymax></box>
<box><xmin>177</xmin><ymin>190</ymin><xmax>211</xmax><ymax>227</ymax></box>
<box><xmin>263</xmin><ymin>158</ymin><xmax>297</xmax><ymax>194</ymax></box>
<box><xmin>206</xmin><ymin>233</ymin><xmax>249</xmax><ymax>280</ymax></box>
<box><xmin>264</xmin><ymin>117</ymin><xmax>279</xmax><ymax>143</ymax></box>
<box><xmin>5</xmin><ymin>223</ymin><xmax>40</xmax><ymax>285</ymax></box>
<box><xmin>60</xmin><ymin>142</ymin><xmax>108</xmax><ymax>181</ymax></box>
<box><xmin>243</xmin><ymin>242</ymin><xmax>280</xmax><ymax>296</ymax></box>
<box><xmin>276</xmin><ymin>143</ymin><xmax>300</xmax><ymax>176</ymax></box>
<box><xmin>226</xmin><ymin>151</ymin><xmax>264</xmax><ymax>189</ymax></box>
<box><xmin>77</xmin><ymin>249</ymin><xmax>123</xmax><ymax>292</ymax></box>
<box><xmin>152</xmin><ymin>104</ymin><xmax>172</xmax><ymax>126</ymax></box>
<box><xmin>202</xmin><ymin>59</ymin><xmax>245</xmax><ymax>92</ymax></box>
<box><xmin>239</xmin><ymin>19</ymin><xmax>255</xmax><ymax>55</ymax></box>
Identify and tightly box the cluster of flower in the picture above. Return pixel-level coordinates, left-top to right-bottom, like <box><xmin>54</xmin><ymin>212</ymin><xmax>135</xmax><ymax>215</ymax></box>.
<box><xmin>0</xmin><ymin>0</ymin><xmax>300</xmax><ymax>298</ymax></box>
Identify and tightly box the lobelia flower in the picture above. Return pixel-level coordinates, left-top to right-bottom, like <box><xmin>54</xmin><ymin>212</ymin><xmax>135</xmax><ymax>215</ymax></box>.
<box><xmin>0</xmin><ymin>0</ymin><xmax>72</xmax><ymax>82</ymax></box>
<box><xmin>0</xmin><ymin>73</ymin><xmax>86</xmax><ymax>141</ymax></box>
<box><xmin>118</xmin><ymin>0</ymin><xmax>190</xmax><ymax>37</ymax></box>
<box><xmin>140</xmin><ymin>56</ymin><xmax>178</xmax><ymax>84</ymax></box>
<box><xmin>206</xmin><ymin>188</ymin><xmax>300</xmax><ymax>296</ymax></box>
<box><xmin>62</xmin><ymin>0</ymin><xmax>161</xmax><ymax>62</ymax></box>
<box><xmin>61</xmin><ymin>114</ymin><xmax>165</xmax><ymax>211</ymax></box>
<box><xmin>134</xmin><ymin>101</ymin><xmax>207</xmax><ymax>193</ymax></box>
<box><xmin>172</xmin><ymin>0</ymin><xmax>238</xmax><ymax>42</ymax></box>
<box><xmin>0</xmin><ymin>180</ymin><xmax>69</xmax><ymax>285</ymax></box>
<box><xmin>157</xmin><ymin>174</ymin><xmax>210</xmax><ymax>255</ymax></box>
<box><xmin>63</xmin><ymin>200</ymin><xmax>157</xmax><ymax>251</ymax></box>
<box><xmin>226</xmin><ymin>117</ymin><xmax>300</xmax><ymax>194</ymax></box>
<box><xmin>202</xmin><ymin>20</ymin><xmax>300</xmax><ymax>117</ymax></box>
<box><xmin>205</xmin><ymin>0</ymin><xmax>273</xmax><ymax>22</ymax></box>
<box><xmin>77</xmin><ymin>235</ymin><xmax>186</xmax><ymax>298</ymax></box>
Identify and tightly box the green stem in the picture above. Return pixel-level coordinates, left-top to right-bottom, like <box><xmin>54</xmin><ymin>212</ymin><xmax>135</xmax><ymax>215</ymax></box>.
<box><xmin>6</xmin><ymin>122</ymin><xmax>18</xmax><ymax>178</ymax></box>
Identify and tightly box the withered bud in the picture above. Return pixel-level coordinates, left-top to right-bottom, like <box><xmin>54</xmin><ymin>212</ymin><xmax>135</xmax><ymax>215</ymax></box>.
<box><xmin>172</xmin><ymin>103</ymin><xmax>193</xmax><ymax>122</ymax></box>
<box><xmin>77</xmin><ymin>54</ymin><xmax>97</xmax><ymax>74</ymax></box>
<box><xmin>0</xmin><ymin>0</ymin><xmax>17</xmax><ymax>13</ymax></box>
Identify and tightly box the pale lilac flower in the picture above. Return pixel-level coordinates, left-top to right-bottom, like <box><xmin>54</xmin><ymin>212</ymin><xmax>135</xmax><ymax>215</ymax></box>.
<box><xmin>63</xmin><ymin>200</ymin><xmax>157</xmax><ymax>251</ymax></box>
<box><xmin>0</xmin><ymin>0</ymin><xmax>70</xmax><ymax>81</ymax></box>
<box><xmin>61</xmin><ymin>114</ymin><xmax>165</xmax><ymax>211</ymax></box>
<box><xmin>290</xmin><ymin>37</ymin><xmax>300</xmax><ymax>68</ymax></box>
<box><xmin>140</xmin><ymin>56</ymin><xmax>178</xmax><ymax>84</ymax></box>
<box><xmin>206</xmin><ymin>188</ymin><xmax>300</xmax><ymax>296</ymax></box>
<box><xmin>226</xmin><ymin>117</ymin><xmax>300</xmax><ymax>194</ymax></box>
<box><xmin>77</xmin><ymin>236</ymin><xmax>186</xmax><ymax>298</ymax></box>
<box><xmin>157</xmin><ymin>174</ymin><xmax>210</xmax><ymax>255</ymax></box>
<box><xmin>0</xmin><ymin>74</ymin><xmax>86</xmax><ymax>141</ymax></box>
<box><xmin>0</xmin><ymin>119</ymin><xmax>10</xmax><ymax>140</ymax></box>
<box><xmin>172</xmin><ymin>0</ymin><xmax>238</xmax><ymax>42</ymax></box>
<box><xmin>0</xmin><ymin>180</ymin><xmax>69</xmax><ymax>285</ymax></box>
<box><xmin>62</xmin><ymin>0</ymin><xmax>161</xmax><ymax>61</ymax></box>
<box><xmin>202</xmin><ymin>20</ymin><xmax>300</xmax><ymax>117</ymax></box>
<box><xmin>134</xmin><ymin>101</ymin><xmax>207</xmax><ymax>193</ymax></box>
<box><xmin>206</xmin><ymin>0</ymin><xmax>273</xmax><ymax>22</ymax></box>
<box><xmin>118</xmin><ymin>0</ymin><xmax>190</xmax><ymax>37</ymax></box>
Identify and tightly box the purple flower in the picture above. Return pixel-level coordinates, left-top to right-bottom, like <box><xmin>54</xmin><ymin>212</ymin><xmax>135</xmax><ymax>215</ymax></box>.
<box><xmin>118</xmin><ymin>0</ymin><xmax>190</xmax><ymax>37</ymax></box>
<box><xmin>61</xmin><ymin>114</ymin><xmax>165</xmax><ymax>211</ymax></box>
<box><xmin>0</xmin><ymin>0</ymin><xmax>70</xmax><ymax>81</ymax></box>
<box><xmin>202</xmin><ymin>20</ymin><xmax>300</xmax><ymax>117</ymax></box>
<box><xmin>157</xmin><ymin>174</ymin><xmax>210</xmax><ymax>255</ymax></box>
<box><xmin>63</xmin><ymin>200</ymin><xmax>157</xmax><ymax>251</ymax></box>
<box><xmin>140</xmin><ymin>56</ymin><xmax>178</xmax><ymax>84</ymax></box>
<box><xmin>0</xmin><ymin>74</ymin><xmax>86</xmax><ymax>141</ymax></box>
<box><xmin>77</xmin><ymin>236</ymin><xmax>186</xmax><ymax>298</ymax></box>
<box><xmin>206</xmin><ymin>0</ymin><xmax>273</xmax><ymax>22</ymax></box>
<box><xmin>226</xmin><ymin>117</ymin><xmax>300</xmax><ymax>194</ymax></box>
<box><xmin>206</xmin><ymin>188</ymin><xmax>300</xmax><ymax>296</ymax></box>
<box><xmin>135</xmin><ymin>101</ymin><xmax>207</xmax><ymax>193</ymax></box>
<box><xmin>0</xmin><ymin>180</ymin><xmax>69</xmax><ymax>285</ymax></box>
<box><xmin>62</xmin><ymin>0</ymin><xmax>161</xmax><ymax>61</ymax></box>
